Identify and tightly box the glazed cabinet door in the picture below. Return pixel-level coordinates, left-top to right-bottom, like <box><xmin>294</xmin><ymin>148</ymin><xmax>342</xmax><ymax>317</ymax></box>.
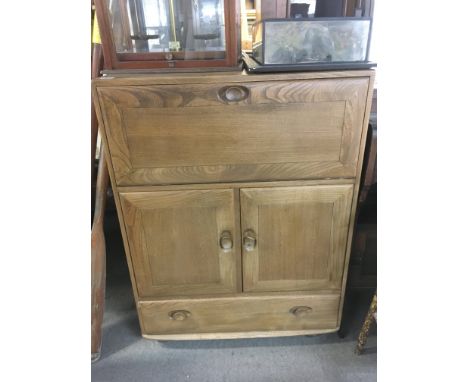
<box><xmin>120</xmin><ymin>189</ymin><xmax>240</xmax><ymax>298</ymax></box>
<box><xmin>240</xmin><ymin>185</ymin><xmax>354</xmax><ymax>293</ymax></box>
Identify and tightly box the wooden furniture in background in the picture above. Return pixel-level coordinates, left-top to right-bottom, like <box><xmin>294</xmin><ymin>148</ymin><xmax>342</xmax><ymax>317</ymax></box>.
<box><xmin>356</xmin><ymin>292</ymin><xmax>377</xmax><ymax>354</ymax></box>
<box><xmin>91</xmin><ymin>147</ymin><xmax>109</xmax><ymax>362</ymax></box>
<box><xmin>93</xmin><ymin>69</ymin><xmax>375</xmax><ymax>339</ymax></box>
<box><xmin>91</xmin><ymin>2</ymin><xmax>109</xmax><ymax>362</ymax></box>
<box><xmin>91</xmin><ymin>43</ymin><xmax>102</xmax><ymax>186</ymax></box>
<box><xmin>94</xmin><ymin>0</ymin><xmax>241</xmax><ymax>70</ymax></box>
<box><xmin>256</xmin><ymin>0</ymin><xmax>287</xmax><ymax>19</ymax></box>
<box><xmin>91</xmin><ymin>1</ymin><xmax>103</xmax><ymax>192</ymax></box>
<box><xmin>241</xmin><ymin>0</ymin><xmax>257</xmax><ymax>50</ymax></box>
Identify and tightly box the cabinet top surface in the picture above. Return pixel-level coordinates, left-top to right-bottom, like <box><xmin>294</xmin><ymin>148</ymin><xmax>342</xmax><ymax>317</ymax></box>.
<box><xmin>92</xmin><ymin>69</ymin><xmax>375</xmax><ymax>88</ymax></box>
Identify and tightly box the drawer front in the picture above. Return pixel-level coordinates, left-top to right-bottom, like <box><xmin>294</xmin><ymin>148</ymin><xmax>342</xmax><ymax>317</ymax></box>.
<box><xmin>139</xmin><ymin>294</ymin><xmax>340</xmax><ymax>335</ymax></box>
<box><xmin>97</xmin><ymin>77</ymin><xmax>370</xmax><ymax>186</ymax></box>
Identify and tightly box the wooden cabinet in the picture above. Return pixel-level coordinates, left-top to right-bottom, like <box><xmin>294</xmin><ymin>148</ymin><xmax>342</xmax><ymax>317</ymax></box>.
<box><xmin>93</xmin><ymin>70</ymin><xmax>375</xmax><ymax>339</ymax></box>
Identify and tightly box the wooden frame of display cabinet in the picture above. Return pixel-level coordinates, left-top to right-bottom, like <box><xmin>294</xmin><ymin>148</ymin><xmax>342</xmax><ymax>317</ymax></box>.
<box><xmin>94</xmin><ymin>0</ymin><xmax>241</xmax><ymax>70</ymax></box>
<box><xmin>93</xmin><ymin>69</ymin><xmax>375</xmax><ymax>340</ymax></box>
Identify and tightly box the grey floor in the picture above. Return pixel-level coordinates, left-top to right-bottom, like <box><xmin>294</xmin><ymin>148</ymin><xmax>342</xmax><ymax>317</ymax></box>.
<box><xmin>92</xmin><ymin>210</ymin><xmax>377</xmax><ymax>382</ymax></box>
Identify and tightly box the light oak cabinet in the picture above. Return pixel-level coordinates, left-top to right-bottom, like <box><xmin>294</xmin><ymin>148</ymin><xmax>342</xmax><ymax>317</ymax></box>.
<box><xmin>93</xmin><ymin>70</ymin><xmax>375</xmax><ymax>339</ymax></box>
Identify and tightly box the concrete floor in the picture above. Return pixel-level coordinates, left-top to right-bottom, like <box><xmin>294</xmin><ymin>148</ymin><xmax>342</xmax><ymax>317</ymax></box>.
<box><xmin>92</xmin><ymin>210</ymin><xmax>377</xmax><ymax>382</ymax></box>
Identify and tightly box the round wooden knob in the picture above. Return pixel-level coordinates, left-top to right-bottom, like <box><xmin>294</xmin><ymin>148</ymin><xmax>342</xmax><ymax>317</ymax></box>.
<box><xmin>169</xmin><ymin>310</ymin><xmax>191</xmax><ymax>321</ymax></box>
<box><xmin>218</xmin><ymin>86</ymin><xmax>249</xmax><ymax>103</ymax></box>
<box><xmin>220</xmin><ymin>231</ymin><xmax>233</xmax><ymax>251</ymax></box>
<box><xmin>243</xmin><ymin>229</ymin><xmax>257</xmax><ymax>252</ymax></box>
<box><xmin>290</xmin><ymin>306</ymin><xmax>313</xmax><ymax>318</ymax></box>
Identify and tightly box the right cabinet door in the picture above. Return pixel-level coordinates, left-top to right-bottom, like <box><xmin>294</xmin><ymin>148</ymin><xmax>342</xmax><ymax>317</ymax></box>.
<box><xmin>240</xmin><ymin>185</ymin><xmax>354</xmax><ymax>293</ymax></box>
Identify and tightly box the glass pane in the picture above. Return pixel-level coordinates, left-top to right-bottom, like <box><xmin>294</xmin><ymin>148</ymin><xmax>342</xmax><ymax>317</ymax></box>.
<box><xmin>263</xmin><ymin>19</ymin><xmax>370</xmax><ymax>64</ymax></box>
<box><xmin>106</xmin><ymin>0</ymin><xmax>226</xmax><ymax>59</ymax></box>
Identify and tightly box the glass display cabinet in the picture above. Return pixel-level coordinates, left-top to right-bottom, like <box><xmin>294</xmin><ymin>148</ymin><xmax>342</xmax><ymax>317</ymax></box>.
<box><xmin>252</xmin><ymin>17</ymin><xmax>372</xmax><ymax>66</ymax></box>
<box><xmin>95</xmin><ymin>0</ymin><xmax>240</xmax><ymax>70</ymax></box>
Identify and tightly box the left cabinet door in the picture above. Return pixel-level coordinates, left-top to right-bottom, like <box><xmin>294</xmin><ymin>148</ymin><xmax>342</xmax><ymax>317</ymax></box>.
<box><xmin>120</xmin><ymin>189</ymin><xmax>239</xmax><ymax>298</ymax></box>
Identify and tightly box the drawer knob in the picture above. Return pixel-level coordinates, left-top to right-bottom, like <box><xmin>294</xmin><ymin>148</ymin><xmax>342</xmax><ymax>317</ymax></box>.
<box><xmin>169</xmin><ymin>310</ymin><xmax>191</xmax><ymax>321</ymax></box>
<box><xmin>220</xmin><ymin>231</ymin><xmax>233</xmax><ymax>251</ymax></box>
<box><xmin>243</xmin><ymin>229</ymin><xmax>257</xmax><ymax>252</ymax></box>
<box><xmin>290</xmin><ymin>306</ymin><xmax>313</xmax><ymax>318</ymax></box>
<box><xmin>218</xmin><ymin>86</ymin><xmax>249</xmax><ymax>103</ymax></box>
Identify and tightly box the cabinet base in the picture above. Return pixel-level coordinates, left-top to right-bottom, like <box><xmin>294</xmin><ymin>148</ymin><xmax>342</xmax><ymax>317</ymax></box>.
<box><xmin>142</xmin><ymin>328</ymin><xmax>339</xmax><ymax>341</ymax></box>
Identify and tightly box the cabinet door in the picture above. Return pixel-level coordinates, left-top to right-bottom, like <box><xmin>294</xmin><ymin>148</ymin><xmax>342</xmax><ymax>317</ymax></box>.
<box><xmin>240</xmin><ymin>185</ymin><xmax>353</xmax><ymax>293</ymax></box>
<box><xmin>120</xmin><ymin>189</ymin><xmax>239</xmax><ymax>298</ymax></box>
<box><xmin>96</xmin><ymin>76</ymin><xmax>370</xmax><ymax>186</ymax></box>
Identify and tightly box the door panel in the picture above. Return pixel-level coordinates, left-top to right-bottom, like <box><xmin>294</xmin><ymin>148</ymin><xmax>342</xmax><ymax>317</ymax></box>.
<box><xmin>241</xmin><ymin>185</ymin><xmax>353</xmax><ymax>292</ymax></box>
<box><xmin>120</xmin><ymin>189</ymin><xmax>239</xmax><ymax>297</ymax></box>
<box><xmin>97</xmin><ymin>77</ymin><xmax>369</xmax><ymax>185</ymax></box>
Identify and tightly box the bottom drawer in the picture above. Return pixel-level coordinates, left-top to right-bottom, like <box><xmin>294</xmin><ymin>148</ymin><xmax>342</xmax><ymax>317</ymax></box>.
<box><xmin>139</xmin><ymin>294</ymin><xmax>340</xmax><ymax>339</ymax></box>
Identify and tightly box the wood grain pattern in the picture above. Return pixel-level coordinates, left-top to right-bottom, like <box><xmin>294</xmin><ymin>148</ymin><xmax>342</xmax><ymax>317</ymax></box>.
<box><xmin>142</xmin><ymin>328</ymin><xmax>338</xmax><ymax>340</ymax></box>
<box><xmin>241</xmin><ymin>185</ymin><xmax>353</xmax><ymax>293</ymax></box>
<box><xmin>97</xmin><ymin>77</ymin><xmax>369</xmax><ymax>185</ymax></box>
<box><xmin>120</xmin><ymin>189</ymin><xmax>240</xmax><ymax>297</ymax></box>
<box><xmin>90</xmin><ymin>70</ymin><xmax>377</xmax><ymax>339</ymax></box>
<box><xmin>92</xmin><ymin>96</ymin><xmax>149</xmax><ymax>340</ymax></box>
<box><xmin>139</xmin><ymin>293</ymin><xmax>340</xmax><ymax>335</ymax></box>
<box><xmin>93</xmin><ymin>70</ymin><xmax>373</xmax><ymax>85</ymax></box>
<box><xmin>116</xmin><ymin>178</ymin><xmax>355</xmax><ymax>194</ymax></box>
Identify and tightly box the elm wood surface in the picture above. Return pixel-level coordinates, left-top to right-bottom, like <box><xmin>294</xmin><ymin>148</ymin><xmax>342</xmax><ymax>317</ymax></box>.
<box><xmin>116</xmin><ymin>178</ymin><xmax>355</xmax><ymax>193</ymax></box>
<box><xmin>95</xmin><ymin>74</ymin><xmax>369</xmax><ymax>186</ymax></box>
<box><xmin>139</xmin><ymin>293</ymin><xmax>340</xmax><ymax>336</ymax></box>
<box><xmin>241</xmin><ymin>185</ymin><xmax>353</xmax><ymax>293</ymax></box>
<box><xmin>93</xmin><ymin>69</ymin><xmax>373</xmax><ymax>85</ymax></box>
<box><xmin>120</xmin><ymin>189</ymin><xmax>241</xmax><ymax>297</ymax></box>
<box><xmin>92</xmin><ymin>70</ymin><xmax>375</xmax><ymax>339</ymax></box>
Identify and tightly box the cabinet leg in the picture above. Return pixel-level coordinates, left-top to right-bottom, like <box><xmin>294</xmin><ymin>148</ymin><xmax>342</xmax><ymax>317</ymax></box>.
<box><xmin>355</xmin><ymin>293</ymin><xmax>377</xmax><ymax>355</ymax></box>
<box><xmin>91</xmin><ymin>147</ymin><xmax>109</xmax><ymax>362</ymax></box>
